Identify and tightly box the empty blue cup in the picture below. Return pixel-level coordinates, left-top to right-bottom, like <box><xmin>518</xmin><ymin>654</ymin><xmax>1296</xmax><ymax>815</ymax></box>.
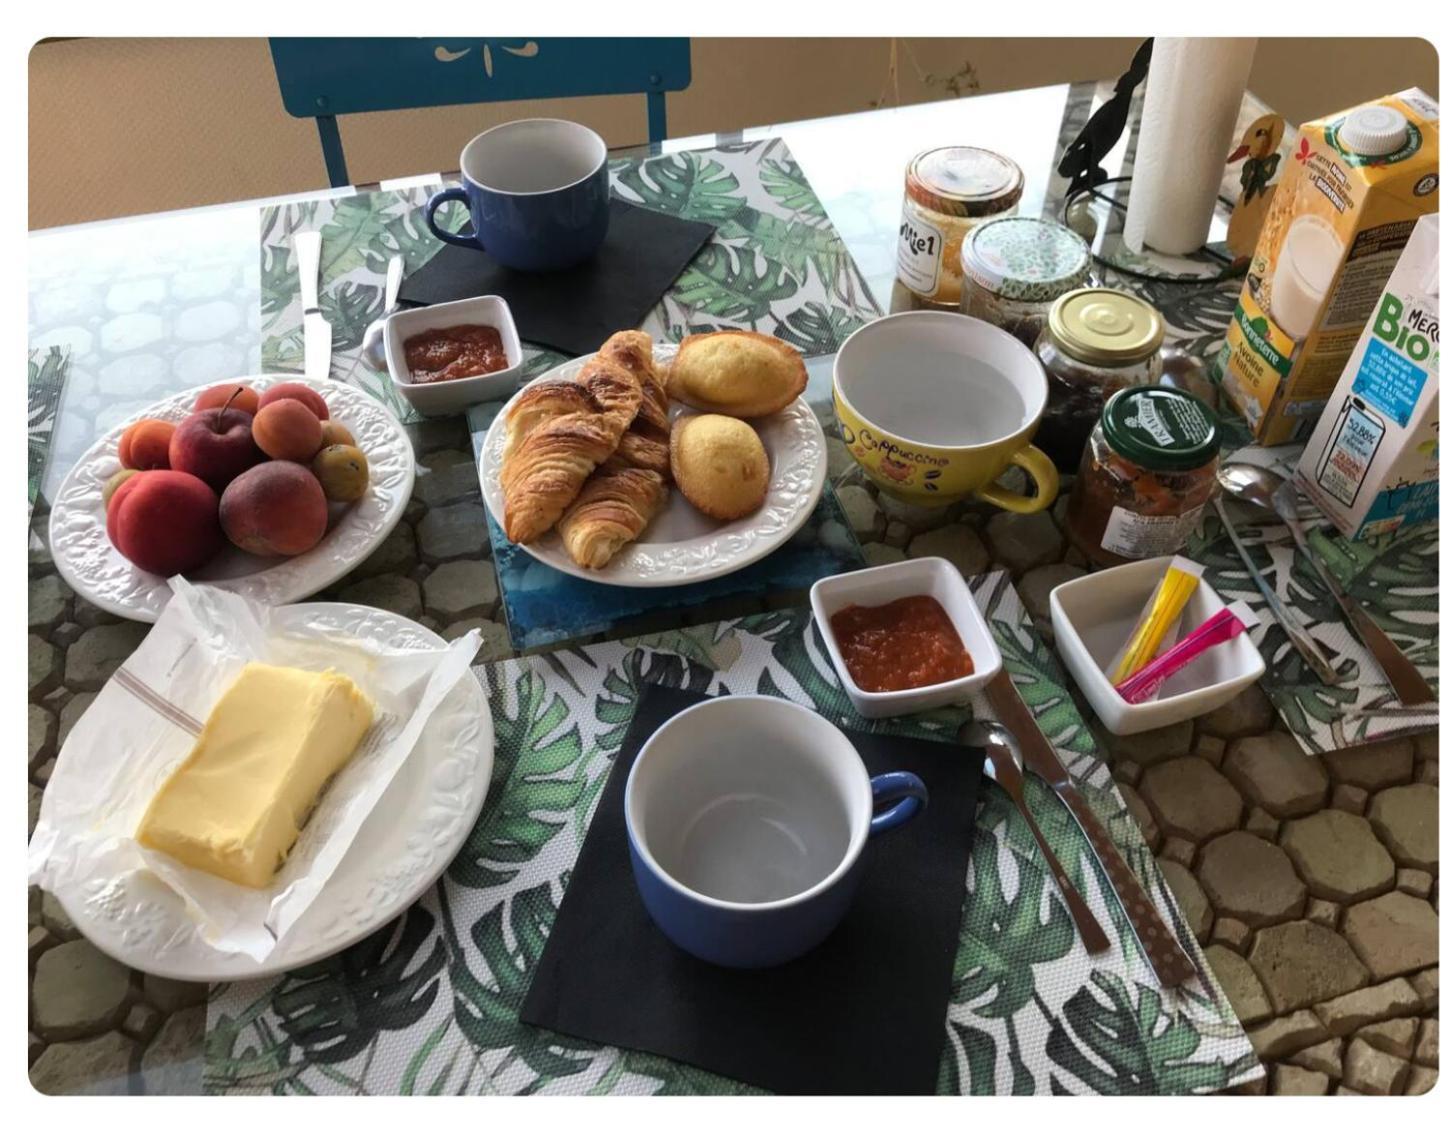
<box><xmin>624</xmin><ymin>695</ymin><xmax>928</xmax><ymax>969</ymax></box>
<box><xmin>425</xmin><ymin>118</ymin><xmax>610</xmax><ymax>272</ymax></box>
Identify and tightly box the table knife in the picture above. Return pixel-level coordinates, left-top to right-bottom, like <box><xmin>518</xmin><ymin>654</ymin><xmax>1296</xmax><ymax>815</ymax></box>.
<box><xmin>294</xmin><ymin>231</ymin><xmax>331</xmax><ymax>380</ymax></box>
<box><xmin>1270</xmin><ymin>480</ymin><xmax>1435</xmax><ymax>706</ymax></box>
<box><xmin>984</xmin><ymin>670</ymin><xmax>1200</xmax><ymax>988</ymax></box>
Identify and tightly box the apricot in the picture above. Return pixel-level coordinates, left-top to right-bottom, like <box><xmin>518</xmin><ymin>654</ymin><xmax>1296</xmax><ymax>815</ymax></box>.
<box><xmin>312</xmin><ymin>444</ymin><xmax>369</xmax><ymax>502</ymax></box>
<box><xmin>107</xmin><ymin>470</ymin><xmax>223</xmax><ymax>576</ymax></box>
<box><xmin>118</xmin><ymin>419</ymin><xmax>175</xmax><ymax>470</ymax></box>
<box><xmin>102</xmin><ymin>468</ymin><xmax>138</xmax><ymax>510</ymax></box>
<box><xmin>219</xmin><ymin>461</ymin><xmax>328</xmax><ymax>556</ymax></box>
<box><xmin>258</xmin><ymin>381</ymin><xmax>328</xmax><ymax>421</ymax></box>
<box><xmin>319</xmin><ymin>420</ymin><xmax>355</xmax><ymax>448</ymax></box>
<box><xmin>194</xmin><ymin>382</ymin><xmax>260</xmax><ymax>416</ymax></box>
<box><xmin>253</xmin><ymin>399</ymin><xmax>324</xmax><ymax>462</ymax></box>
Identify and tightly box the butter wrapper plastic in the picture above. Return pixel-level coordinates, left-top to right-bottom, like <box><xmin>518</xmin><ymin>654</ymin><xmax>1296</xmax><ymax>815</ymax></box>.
<box><xmin>26</xmin><ymin>578</ymin><xmax>480</xmax><ymax>962</ymax></box>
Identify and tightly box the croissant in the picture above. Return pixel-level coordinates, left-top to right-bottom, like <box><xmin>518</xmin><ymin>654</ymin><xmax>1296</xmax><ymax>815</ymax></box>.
<box><xmin>558</xmin><ymin>467</ymin><xmax>669</xmax><ymax>569</ymax></box>
<box><xmin>501</xmin><ymin>379</ymin><xmax>599</xmax><ymax>461</ymax></box>
<box><xmin>599</xmin><ymin>330</ymin><xmax>662</xmax><ymax>396</ymax></box>
<box><xmin>501</xmin><ymin>355</ymin><xmax>642</xmax><ymax>543</ymax></box>
<box><xmin>605</xmin><ymin>430</ymin><xmax>671</xmax><ymax>477</ymax></box>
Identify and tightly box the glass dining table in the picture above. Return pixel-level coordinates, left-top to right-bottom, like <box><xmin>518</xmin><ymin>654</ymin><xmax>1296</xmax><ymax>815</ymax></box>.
<box><xmin>27</xmin><ymin>79</ymin><xmax>1438</xmax><ymax>1098</ymax></box>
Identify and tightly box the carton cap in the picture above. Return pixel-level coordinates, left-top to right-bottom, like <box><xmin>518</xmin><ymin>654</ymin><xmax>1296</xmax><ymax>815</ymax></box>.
<box><xmin>1340</xmin><ymin>105</ymin><xmax>1410</xmax><ymax>156</ymax></box>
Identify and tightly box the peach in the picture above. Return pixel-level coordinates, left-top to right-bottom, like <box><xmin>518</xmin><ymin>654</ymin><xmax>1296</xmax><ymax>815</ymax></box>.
<box><xmin>219</xmin><ymin>461</ymin><xmax>328</xmax><ymax>557</ymax></box>
<box><xmin>253</xmin><ymin>399</ymin><xmax>324</xmax><ymax>462</ymax></box>
<box><xmin>319</xmin><ymin>420</ymin><xmax>355</xmax><ymax>448</ymax></box>
<box><xmin>194</xmin><ymin>382</ymin><xmax>260</xmax><ymax>416</ymax></box>
<box><xmin>107</xmin><ymin>470</ymin><xmax>223</xmax><ymax>577</ymax></box>
<box><xmin>118</xmin><ymin>419</ymin><xmax>175</xmax><ymax>470</ymax></box>
<box><xmin>258</xmin><ymin>381</ymin><xmax>328</xmax><ymax>421</ymax></box>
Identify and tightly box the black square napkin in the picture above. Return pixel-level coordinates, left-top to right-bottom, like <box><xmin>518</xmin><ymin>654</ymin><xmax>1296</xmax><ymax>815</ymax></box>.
<box><xmin>398</xmin><ymin>200</ymin><xmax>714</xmax><ymax>358</ymax></box>
<box><xmin>519</xmin><ymin>684</ymin><xmax>984</xmax><ymax>1095</ymax></box>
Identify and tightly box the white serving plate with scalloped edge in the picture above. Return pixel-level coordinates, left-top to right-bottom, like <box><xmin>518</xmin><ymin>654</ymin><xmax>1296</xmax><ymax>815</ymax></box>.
<box><xmin>48</xmin><ymin>375</ymin><xmax>415</xmax><ymax>622</ymax></box>
<box><xmin>478</xmin><ymin>342</ymin><xmax>827</xmax><ymax>587</ymax></box>
<box><xmin>55</xmin><ymin>602</ymin><xmax>493</xmax><ymax>982</ymax></box>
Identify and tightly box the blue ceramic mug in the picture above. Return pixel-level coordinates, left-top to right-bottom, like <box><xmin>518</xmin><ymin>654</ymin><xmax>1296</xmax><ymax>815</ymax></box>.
<box><xmin>624</xmin><ymin>695</ymin><xmax>928</xmax><ymax>969</ymax></box>
<box><xmin>425</xmin><ymin>118</ymin><xmax>610</xmax><ymax>272</ymax></box>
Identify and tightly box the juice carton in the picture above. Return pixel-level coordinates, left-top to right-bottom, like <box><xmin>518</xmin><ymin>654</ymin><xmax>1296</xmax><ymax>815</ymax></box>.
<box><xmin>1295</xmin><ymin>214</ymin><xmax>1438</xmax><ymax>541</ymax></box>
<box><xmin>1217</xmin><ymin>89</ymin><xmax>1439</xmax><ymax>444</ymax></box>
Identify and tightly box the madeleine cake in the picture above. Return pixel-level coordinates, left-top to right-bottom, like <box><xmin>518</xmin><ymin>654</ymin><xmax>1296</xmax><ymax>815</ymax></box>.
<box><xmin>670</xmin><ymin>414</ymin><xmax>771</xmax><ymax>522</ymax></box>
<box><xmin>665</xmin><ymin>331</ymin><xmax>807</xmax><ymax>418</ymax></box>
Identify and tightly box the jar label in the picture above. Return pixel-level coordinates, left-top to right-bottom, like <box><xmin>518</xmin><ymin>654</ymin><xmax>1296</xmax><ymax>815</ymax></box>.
<box><xmin>1099</xmin><ymin>504</ymin><xmax>1206</xmax><ymax>559</ymax></box>
<box><xmin>897</xmin><ymin>206</ymin><xmax>944</xmax><ymax>295</ymax></box>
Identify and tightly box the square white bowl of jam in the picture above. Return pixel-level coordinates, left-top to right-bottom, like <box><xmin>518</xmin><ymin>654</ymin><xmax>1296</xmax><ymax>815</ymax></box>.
<box><xmin>809</xmin><ymin>556</ymin><xmax>1002</xmax><ymax>720</ymax></box>
<box><xmin>1050</xmin><ymin>555</ymin><xmax>1266</xmax><ymax>735</ymax></box>
<box><xmin>383</xmin><ymin>295</ymin><xmax>523</xmax><ymax>417</ymax></box>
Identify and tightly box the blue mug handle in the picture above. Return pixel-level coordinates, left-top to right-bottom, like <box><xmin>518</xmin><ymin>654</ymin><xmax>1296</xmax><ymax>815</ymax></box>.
<box><xmin>425</xmin><ymin>186</ymin><xmax>483</xmax><ymax>250</ymax></box>
<box><xmin>868</xmin><ymin>771</ymin><xmax>928</xmax><ymax>835</ymax></box>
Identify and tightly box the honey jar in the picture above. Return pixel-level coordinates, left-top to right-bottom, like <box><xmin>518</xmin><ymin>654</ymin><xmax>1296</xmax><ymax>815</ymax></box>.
<box><xmin>896</xmin><ymin>147</ymin><xmax>1023</xmax><ymax>307</ymax></box>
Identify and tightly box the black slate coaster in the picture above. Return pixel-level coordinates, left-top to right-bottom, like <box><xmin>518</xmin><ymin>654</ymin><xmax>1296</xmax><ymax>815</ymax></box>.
<box><xmin>519</xmin><ymin>684</ymin><xmax>984</xmax><ymax>1095</ymax></box>
<box><xmin>398</xmin><ymin>200</ymin><xmax>714</xmax><ymax>358</ymax></box>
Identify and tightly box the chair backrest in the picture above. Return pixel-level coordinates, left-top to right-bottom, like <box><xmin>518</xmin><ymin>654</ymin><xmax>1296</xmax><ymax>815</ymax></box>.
<box><xmin>269</xmin><ymin>37</ymin><xmax>692</xmax><ymax>188</ymax></box>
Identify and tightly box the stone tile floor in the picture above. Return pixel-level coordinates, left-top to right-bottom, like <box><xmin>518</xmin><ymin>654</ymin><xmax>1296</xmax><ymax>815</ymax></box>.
<box><xmin>26</xmin><ymin>422</ymin><xmax>1438</xmax><ymax>1095</ymax></box>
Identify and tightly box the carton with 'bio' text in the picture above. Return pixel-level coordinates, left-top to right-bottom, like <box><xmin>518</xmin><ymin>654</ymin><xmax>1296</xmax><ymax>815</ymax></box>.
<box><xmin>1295</xmin><ymin>214</ymin><xmax>1438</xmax><ymax>541</ymax></box>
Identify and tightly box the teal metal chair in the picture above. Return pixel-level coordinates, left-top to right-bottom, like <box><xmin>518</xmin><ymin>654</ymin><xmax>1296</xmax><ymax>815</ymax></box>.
<box><xmin>269</xmin><ymin>37</ymin><xmax>692</xmax><ymax>188</ymax></box>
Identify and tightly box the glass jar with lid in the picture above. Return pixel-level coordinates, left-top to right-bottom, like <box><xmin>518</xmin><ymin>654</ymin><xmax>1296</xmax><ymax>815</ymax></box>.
<box><xmin>959</xmin><ymin>217</ymin><xmax>1093</xmax><ymax>347</ymax></box>
<box><xmin>1064</xmin><ymin>386</ymin><xmax>1221</xmax><ymax>568</ymax></box>
<box><xmin>896</xmin><ymin>147</ymin><xmax>1023</xmax><ymax>308</ymax></box>
<box><xmin>1032</xmin><ymin>287</ymin><xmax>1165</xmax><ymax>471</ymax></box>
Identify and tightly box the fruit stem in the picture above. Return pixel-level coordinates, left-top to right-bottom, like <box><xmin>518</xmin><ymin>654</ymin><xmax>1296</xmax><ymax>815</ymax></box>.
<box><xmin>216</xmin><ymin>386</ymin><xmax>242</xmax><ymax>430</ymax></box>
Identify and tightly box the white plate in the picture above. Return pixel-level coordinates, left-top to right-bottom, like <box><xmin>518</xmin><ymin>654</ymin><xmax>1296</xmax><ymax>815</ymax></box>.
<box><xmin>57</xmin><ymin>603</ymin><xmax>494</xmax><ymax>982</ymax></box>
<box><xmin>49</xmin><ymin>375</ymin><xmax>416</xmax><ymax>622</ymax></box>
<box><xmin>478</xmin><ymin>342</ymin><xmax>827</xmax><ymax>587</ymax></box>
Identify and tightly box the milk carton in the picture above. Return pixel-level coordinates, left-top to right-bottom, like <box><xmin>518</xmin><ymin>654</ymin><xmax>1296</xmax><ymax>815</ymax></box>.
<box><xmin>1295</xmin><ymin>214</ymin><xmax>1438</xmax><ymax>541</ymax></box>
<box><xmin>1217</xmin><ymin>89</ymin><xmax>1439</xmax><ymax>444</ymax></box>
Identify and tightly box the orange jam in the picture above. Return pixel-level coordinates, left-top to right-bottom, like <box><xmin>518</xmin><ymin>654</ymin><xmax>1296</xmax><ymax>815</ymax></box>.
<box><xmin>829</xmin><ymin>595</ymin><xmax>974</xmax><ymax>693</ymax></box>
<box><xmin>404</xmin><ymin>324</ymin><xmax>508</xmax><ymax>384</ymax></box>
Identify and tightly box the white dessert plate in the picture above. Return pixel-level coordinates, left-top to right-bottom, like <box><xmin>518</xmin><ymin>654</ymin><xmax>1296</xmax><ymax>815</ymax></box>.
<box><xmin>48</xmin><ymin>375</ymin><xmax>415</xmax><ymax>622</ymax></box>
<box><xmin>478</xmin><ymin>342</ymin><xmax>827</xmax><ymax>587</ymax></box>
<box><xmin>55</xmin><ymin>602</ymin><xmax>494</xmax><ymax>982</ymax></box>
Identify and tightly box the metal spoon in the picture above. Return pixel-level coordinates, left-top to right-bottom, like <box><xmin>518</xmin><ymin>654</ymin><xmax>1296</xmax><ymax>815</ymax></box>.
<box><xmin>963</xmin><ymin>720</ymin><xmax>1110</xmax><ymax>955</ymax></box>
<box><xmin>1210</xmin><ymin>488</ymin><xmax>1339</xmax><ymax>685</ymax></box>
<box><xmin>359</xmin><ymin>254</ymin><xmax>405</xmax><ymax>373</ymax></box>
<box><xmin>1219</xmin><ymin>462</ymin><xmax>1434</xmax><ymax>705</ymax></box>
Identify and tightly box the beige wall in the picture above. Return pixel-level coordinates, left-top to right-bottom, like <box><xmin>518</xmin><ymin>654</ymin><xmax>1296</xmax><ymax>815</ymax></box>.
<box><xmin>28</xmin><ymin>37</ymin><xmax>1438</xmax><ymax>230</ymax></box>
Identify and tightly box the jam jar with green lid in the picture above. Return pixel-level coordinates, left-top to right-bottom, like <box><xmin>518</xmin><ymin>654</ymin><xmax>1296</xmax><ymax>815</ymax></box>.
<box><xmin>959</xmin><ymin>217</ymin><xmax>1092</xmax><ymax>347</ymax></box>
<box><xmin>896</xmin><ymin>147</ymin><xmax>1024</xmax><ymax>308</ymax></box>
<box><xmin>1032</xmin><ymin>287</ymin><xmax>1165</xmax><ymax>471</ymax></box>
<box><xmin>1065</xmin><ymin>386</ymin><xmax>1221</xmax><ymax>567</ymax></box>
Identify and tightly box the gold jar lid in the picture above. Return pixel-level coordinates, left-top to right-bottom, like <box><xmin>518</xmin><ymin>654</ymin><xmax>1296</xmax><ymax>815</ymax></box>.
<box><xmin>1047</xmin><ymin>288</ymin><xmax>1164</xmax><ymax>366</ymax></box>
<box><xmin>905</xmin><ymin>147</ymin><xmax>1024</xmax><ymax>218</ymax></box>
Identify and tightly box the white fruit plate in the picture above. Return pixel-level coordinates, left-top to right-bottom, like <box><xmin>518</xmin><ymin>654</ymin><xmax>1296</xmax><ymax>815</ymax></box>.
<box><xmin>478</xmin><ymin>342</ymin><xmax>827</xmax><ymax>587</ymax></box>
<box><xmin>48</xmin><ymin>375</ymin><xmax>415</xmax><ymax>622</ymax></box>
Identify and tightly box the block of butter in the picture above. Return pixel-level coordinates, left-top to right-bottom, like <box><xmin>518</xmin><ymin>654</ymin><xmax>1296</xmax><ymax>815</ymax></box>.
<box><xmin>137</xmin><ymin>662</ymin><xmax>374</xmax><ymax>888</ymax></box>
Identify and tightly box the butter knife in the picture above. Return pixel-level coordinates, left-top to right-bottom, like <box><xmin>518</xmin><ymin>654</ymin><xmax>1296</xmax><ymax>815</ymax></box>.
<box><xmin>294</xmin><ymin>231</ymin><xmax>331</xmax><ymax>380</ymax></box>
<box><xmin>985</xmin><ymin>670</ymin><xmax>1199</xmax><ymax>988</ymax></box>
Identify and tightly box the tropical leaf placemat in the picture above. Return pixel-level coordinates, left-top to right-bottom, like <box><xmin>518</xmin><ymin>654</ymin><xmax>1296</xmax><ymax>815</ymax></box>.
<box><xmin>258</xmin><ymin>138</ymin><xmax>882</xmax><ymax>426</ymax></box>
<box><xmin>28</xmin><ymin>345</ymin><xmax>70</xmax><ymax>520</ymax></box>
<box><xmin>204</xmin><ymin>571</ymin><xmax>1258</xmax><ymax>1096</ymax></box>
<box><xmin>1186</xmin><ymin>446</ymin><xmax>1438</xmax><ymax>755</ymax></box>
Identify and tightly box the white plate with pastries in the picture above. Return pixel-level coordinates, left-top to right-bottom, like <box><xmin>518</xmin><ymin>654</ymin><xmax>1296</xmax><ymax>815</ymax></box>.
<box><xmin>48</xmin><ymin>375</ymin><xmax>415</xmax><ymax>623</ymax></box>
<box><xmin>478</xmin><ymin>331</ymin><xmax>827</xmax><ymax>588</ymax></box>
<box><xmin>50</xmin><ymin>602</ymin><xmax>493</xmax><ymax>982</ymax></box>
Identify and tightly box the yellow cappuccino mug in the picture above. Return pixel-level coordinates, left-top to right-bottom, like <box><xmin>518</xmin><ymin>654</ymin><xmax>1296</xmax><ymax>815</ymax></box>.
<box><xmin>833</xmin><ymin>311</ymin><xmax>1059</xmax><ymax>511</ymax></box>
